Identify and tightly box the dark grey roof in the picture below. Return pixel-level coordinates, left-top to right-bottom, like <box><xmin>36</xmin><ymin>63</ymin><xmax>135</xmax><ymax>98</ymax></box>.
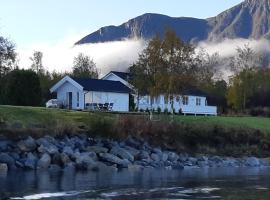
<box><xmin>182</xmin><ymin>88</ymin><xmax>208</xmax><ymax>97</ymax></box>
<box><xmin>110</xmin><ymin>71</ymin><xmax>132</xmax><ymax>82</ymax></box>
<box><xmin>71</xmin><ymin>77</ymin><xmax>131</xmax><ymax>93</ymax></box>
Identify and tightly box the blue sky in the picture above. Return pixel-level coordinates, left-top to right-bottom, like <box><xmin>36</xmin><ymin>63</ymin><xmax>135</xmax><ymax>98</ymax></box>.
<box><xmin>1</xmin><ymin>0</ymin><xmax>243</xmax><ymax>48</ymax></box>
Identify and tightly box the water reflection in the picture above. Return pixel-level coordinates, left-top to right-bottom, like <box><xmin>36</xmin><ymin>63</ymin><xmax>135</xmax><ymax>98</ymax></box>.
<box><xmin>1</xmin><ymin>167</ymin><xmax>270</xmax><ymax>199</ymax></box>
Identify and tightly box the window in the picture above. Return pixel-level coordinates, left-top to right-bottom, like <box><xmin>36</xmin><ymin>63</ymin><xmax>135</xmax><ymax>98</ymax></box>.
<box><xmin>183</xmin><ymin>96</ymin><xmax>188</xmax><ymax>105</ymax></box>
<box><xmin>77</xmin><ymin>92</ymin><xmax>79</xmax><ymax>107</ymax></box>
<box><xmin>196</xmin><ymin>98</ymin><xmax>201</xmax><ymax>106</ymax></box>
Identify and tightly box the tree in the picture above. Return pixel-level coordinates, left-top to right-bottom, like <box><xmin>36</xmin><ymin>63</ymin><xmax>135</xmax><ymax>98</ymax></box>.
<box><xmin>30</xmin><ymin>51</ymin><xmax>44</xmax><ymax>75</ymax></box>
<box><xmin>228</xmin><ymin>44</ymin><xmax>264</xmax><ymax>110</ymax></box>
<box><xmin>130</xmin><ymin>29</ymin><xmax>197</xmax><ymax>111</ymax></box>
<box><xmin>72</xmin><ymin>53</ymin><xmax>99</xmax><ymax>78</ymax></box>
<box><xmin>0</xmin><ymin>36</ymin><xmax>16</xmax><ymax>77</ymax></box>
<box><xmin>1</xmin><ymin>69</ymin><xmax>41</xmax><ymax>106</ymax></box>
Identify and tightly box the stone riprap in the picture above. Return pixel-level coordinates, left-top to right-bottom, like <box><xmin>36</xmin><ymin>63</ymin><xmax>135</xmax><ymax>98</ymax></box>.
<box><xmin>0</xmin><ymin>135</ymin><xmax>269</xmax><ymax>172</ymax></box>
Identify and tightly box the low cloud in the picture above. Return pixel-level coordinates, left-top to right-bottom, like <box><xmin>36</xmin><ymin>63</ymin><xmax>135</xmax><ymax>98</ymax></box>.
<box><xmin>198</xmin><ymin>38</ymin><xmax>270</xmax><ymax>58</ymax></box>
<box><xmin>17</xmin><ymin>34</ymin><xmax>146</xmax><ymax>76</ymax></box>
<box><xmin>17</xmin><ymin>35</ymin><xmax>270</xmax><ymax>79</ymax></box>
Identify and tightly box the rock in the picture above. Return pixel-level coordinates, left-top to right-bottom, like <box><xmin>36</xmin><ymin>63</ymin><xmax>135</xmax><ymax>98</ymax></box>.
<box><xmin>60</xmin><ymin>153</ymin><xmax>71</xmax><ymax>166</ymax></box>
<box><xmin>161</xmin><ymin>153</ymin><xmax>168</xmax><ymax>162</ymax></box>
<box><xmin>124</xmin><ymin>146</ymin><xmax>140</xmax><ymax>157</ymax></box>
<box><xmin>138</xmin><ymin>150</ymin><xmax>150</xmax><ymax>160</ymax></box>
<box><xmin>17</xmin><ymin>136</ymin><xmax>37</xmax><ymax>152</ymax></box>
<box><xmin>0</xmin><ymin>140</ymin><xmax>11</xmax><ymax>152</ymax></box>
<box><xmin>37</xmin><ymin>153</ymin><xmax>51</xmax><ymax>169</ymax></box>
<box><xmin>15</xmin><ymin>161</ymin><xmax>24</xmax><ymax>168</ymax></box>
<box><xmin>52</xmin><ymin>153</ymin><xmax>62</xmax><ymax>166</ymax></box>
<box><xmin>86</xmin><ymin>146</ymin><xmax>108</xmax><ymax>154</ymax></box>
<box><xmin>24</xmin><ymin>153</ymin><xmax>38</xmax><ymax>169</ymax></box>
<box><xmin>125</xmin><ymin>136</ymin><xmax>141</xmax><ymax>148</ymax></box>
<box><xmin>99</xmin><ymin>153</ymin><xmax>126</xmax><ymax>166</ymax></box>
<box><xmin>38</xmin><ymin>144</ymin><xmax>59</xmax><ymax>155</ymax></box>
<box><xmin>152</xmin><ymin>148</ymin><xmax>162</xmax><ymax>154</ymax></box>
<box><xmin>110</xmin><ymin>147</ymin><xmax>134</xmax><ymax>162</ymax></box>
<box><xmin>0</xmin><ymin>163</ymin><xmax>8</xmax><ymax>173</ymax></box>
<box><xmin>128</xmin><ymin>164</ymin><xmax>144</xmax><ymax>171</ymax></box>
<box><xmin>0</xmin><ymin>153</ymin><xmax>15</xmax><ymax>169</ymax></box>
<box><xmin>75</xmin><ymin>152</ymin><xmax>96</xmax><ymax>170</ymax></box>
<box><xmin>245</xmin><ymin>157</ymin><xmax>260</xmax><ymax>167</ymax></box>
<box><xmin>172</xmin><ymin>162</ymin><xmax>184</xmax><ymax>170</ymax></box>
<box><xmin>62</xmin><ymin>146</ymin><xmax>74</xmax><ymax>156</ymax></box>
<box><xmin>92</xmin><ymin>161</ymin><xmax>118</xmax><ymax>172</ymax></box>
<box><xmin>197</xmin><ymin>161</ymin><xmax>208</xmax><ymax>168</ymax></box>
<box><xmin>167</xmin><ymin>152</ymin><xmax>179</xmax><ymax>162</ymax></box>
<box><xmin>151</xmin><ymin>153</ymin><xmax>160</xmax><ymax>162</ymax></box>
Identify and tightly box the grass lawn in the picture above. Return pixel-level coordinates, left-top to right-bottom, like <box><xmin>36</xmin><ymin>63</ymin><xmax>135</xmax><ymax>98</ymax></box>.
<box><xmin>1</xmin><ymin>105</ymin><xmax>270</xmax><ymax>132</ymax></box>
<box><xmin>174</xmin><ymin>115</ymin><xmax>270</xmax><ymax>131</ymax></box>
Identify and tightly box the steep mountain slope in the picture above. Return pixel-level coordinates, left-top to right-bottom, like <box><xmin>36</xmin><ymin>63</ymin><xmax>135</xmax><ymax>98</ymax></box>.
<box><xmin>208</xmin><ymin>0</ymin><xmax>270</xmax><ymax>41</ymax></box>
<box><xmin>75</xmin><ymin>13</ymin><xmax>210</xmax><ymax>44</ymax></box>
<box><xmin>75</xmin><ymin>0</ymin><xmax>270</xmax><ymax>44</ymax></box>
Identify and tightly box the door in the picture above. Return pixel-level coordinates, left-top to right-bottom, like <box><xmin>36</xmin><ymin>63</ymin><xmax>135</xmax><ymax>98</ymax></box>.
<box><xmin>68</xmin><ymin>92</ymin><xmax>72</xmax><ymax>109</ymax></box>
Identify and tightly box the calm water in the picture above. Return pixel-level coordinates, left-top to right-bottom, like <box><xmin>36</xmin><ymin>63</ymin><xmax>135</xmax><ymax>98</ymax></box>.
<box><xmin>1</xmin><ymin>167</ymin><xmax>270</xmax><ymax>199</ymax></box>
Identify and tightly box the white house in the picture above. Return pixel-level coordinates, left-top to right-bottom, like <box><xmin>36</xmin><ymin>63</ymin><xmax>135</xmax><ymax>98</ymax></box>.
<box><xmin>102</xmin><ymin>71</ymin><xmax>217</xmax><ymax>115</ymax></box>
<box><xmin>50</xmin><ymin>76</ymin><xmax>131</xmax><ymax>112</ymax></box>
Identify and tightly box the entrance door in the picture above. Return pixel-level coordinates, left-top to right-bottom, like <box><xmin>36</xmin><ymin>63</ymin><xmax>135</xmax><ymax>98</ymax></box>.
<box><xmin>68</xmin><ymin>92</ymin><xmax>72</xmax><ymax>109</ymax></box>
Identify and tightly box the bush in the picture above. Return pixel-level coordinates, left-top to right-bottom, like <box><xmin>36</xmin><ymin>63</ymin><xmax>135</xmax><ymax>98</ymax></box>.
<box><xmin>157</xmin><ymin>107</ymin><xmax>161</xmax><ymax>114</ymax></box>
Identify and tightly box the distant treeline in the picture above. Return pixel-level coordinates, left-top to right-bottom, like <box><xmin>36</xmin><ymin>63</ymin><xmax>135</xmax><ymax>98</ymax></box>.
<box><xmin>1</xmin><ymin>31</ymin><xmax>270</xmax><ymax>116</ymax></box>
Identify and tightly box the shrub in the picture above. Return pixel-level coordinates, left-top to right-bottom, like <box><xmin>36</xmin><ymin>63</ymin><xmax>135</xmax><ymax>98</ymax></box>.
<box><xmin>157</xmin><ymin>107</ymin><xmax>161</xmax><ymax>114</ymax></box>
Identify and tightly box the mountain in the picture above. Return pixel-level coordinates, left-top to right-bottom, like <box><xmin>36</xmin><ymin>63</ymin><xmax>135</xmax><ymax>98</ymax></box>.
<box><xmin>75</xmin><ymin>0</ymin><xmax>270</xmax><ymax>45</ymax></box>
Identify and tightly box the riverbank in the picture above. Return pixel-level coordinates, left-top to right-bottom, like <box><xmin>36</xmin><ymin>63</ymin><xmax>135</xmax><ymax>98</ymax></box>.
<box><xmin>0</xmin><ymin>134</ymin><xmax>270</xmax><ymax>173</ymax></box>
<box><xmin>2</xmin><ymin>105</ymin><xmax>270</xmax><ymax>157</ymax></box>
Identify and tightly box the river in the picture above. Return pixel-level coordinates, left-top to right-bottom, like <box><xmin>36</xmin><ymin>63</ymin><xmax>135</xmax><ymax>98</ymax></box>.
<box><xmin>1</xmin><ymin>167</ymin><xmax>270</xmax><ymax>199</ymax></box>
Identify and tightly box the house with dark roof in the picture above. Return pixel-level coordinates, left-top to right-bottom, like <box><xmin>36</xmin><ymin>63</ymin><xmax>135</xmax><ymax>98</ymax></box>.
<box><xmin>50</xmin><ymin>76</ymin><xmax>131</xmax><ymax>111</ymax></box>
<box><xmin>102</xmin><ymin>71</ymin><xmax>217</xmax><ymax>115</ymax></box>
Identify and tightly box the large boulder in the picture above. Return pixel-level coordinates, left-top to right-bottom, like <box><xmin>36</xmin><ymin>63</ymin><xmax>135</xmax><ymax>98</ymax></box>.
<box><xmin>123</xmin><ymin>146</ymin><xmax>140</xmax><ymax>157</ymax></box>
<box><xmin>138</xmin><ymin>150</ymin><xmax>150</xmax><ymax>160</ymax></box>
<box><xmin>62</xmin><ymin>146</ymin><xmax>74</xmax><ymax>156</ymax></box>
<box><xmin>37</xmin><ymin>153</ymin><xmax>51</xmax><ymax>169</ymax></box>
<box><xmin>0</xmin><ymin>140</ymin><xmax>12</xmax><ymax>152</ymax></box>
<box><xmin>110</xmin><ymin>147</ymin><xmax>134</xmax><ymax>162</ymax></box>
<box><xmin>245</xmin><ymin>157</ymin><xmax>260</xmax><ymax>167</ymax></box>
<box><xmin>38</xmin><ymin>144</ymin><xmax>59</xmax><ymax>155</ymax></box>
<box><xmin>75</xmin><ymin>152</ymin><xmax>96</xmax><ymax>170</ymax></box>
<box><xmin>0</xmin><ymin>153</ymin><xmax>15</xmax><ymax>169</ymax></box>
<box><xmin>99</xmin><ymin>153</ymin><xmax>126</xmax><ymax>166</ymax></box>
<box><xmin>0</xmin><ymin>163</ymin><xmax>8</xmax><ymax>173</ymax></box>
<box><xmin>151</xmin><ymin>153</ymin><xmax>160</xmax><ymax>162</ymax></box>
<box><xmin>167</xmin><ymin>152</ymin><xmax>179</xmax><ymax>162</ymax></box>
<box><xmin>24</xmin><ymin>153</ymin><xmax>38</xmax><ymax>169</ymax></box>
<box><xmin>17</xmin><ymin>136</ymin><xmax>37</xmax><ymax>152</ymax></box>
<box><xmin>60</xmin><ymin>153</ymin><xmax>71</xmax><ymax>166</ymax></box>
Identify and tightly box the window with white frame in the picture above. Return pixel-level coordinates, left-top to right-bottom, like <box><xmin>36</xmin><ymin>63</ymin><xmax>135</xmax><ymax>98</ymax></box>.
<box><xmin>196</xmin><ymin>97</ymin><xmax>201</xmax><ymax>106</ymax></box>
<box><xmin>183</xmin><ymin>96</ymin><xmax>188</xmax><ymax>105</ymax></box>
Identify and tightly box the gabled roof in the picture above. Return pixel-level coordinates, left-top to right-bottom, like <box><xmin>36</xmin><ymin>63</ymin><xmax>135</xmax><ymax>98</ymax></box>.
<box><xmin>182</xmin><ymin>88</ymin><xmax>208</xmax><ymax>97</ymax></box>
<box><xmin>71</xmin><ymin>77</ymin><xmax>131</xmax><ymax>93</ymax></box>
<box><xmin>109</xmin><ymin>71</ymin><xmax>132</xmax><ymax>82</ymax></box>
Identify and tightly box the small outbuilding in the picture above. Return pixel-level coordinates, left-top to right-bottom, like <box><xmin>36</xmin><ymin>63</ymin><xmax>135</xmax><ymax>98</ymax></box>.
<box><xmin>50</xmin><ymin>76</ymin><xmax>131</xmax><ymax>112</ymax></box>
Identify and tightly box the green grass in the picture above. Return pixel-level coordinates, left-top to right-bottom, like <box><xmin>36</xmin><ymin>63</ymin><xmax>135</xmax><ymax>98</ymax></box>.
<box><xmin>174</xmin><ymin>115</ymin><xmax>270</xmax><ymax>131</ymax></box>
<box><xmin>1</xmin><ymin>105</ymin><xmax>270</xmax><ymax>131</ymax></box>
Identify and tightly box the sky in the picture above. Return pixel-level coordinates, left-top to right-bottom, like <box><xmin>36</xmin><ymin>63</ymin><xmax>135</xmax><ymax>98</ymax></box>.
<box><xmin>0</xmin><ymin>0</ymin><xmax>244</xmax><ymax>73</ymax></box>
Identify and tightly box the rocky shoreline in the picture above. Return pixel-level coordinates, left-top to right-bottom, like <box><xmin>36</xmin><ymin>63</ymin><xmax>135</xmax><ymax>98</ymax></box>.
<box><xmin>0</xmin><ymin>134</ymin><xmax>269</xmax><ymax>173</ymax></box>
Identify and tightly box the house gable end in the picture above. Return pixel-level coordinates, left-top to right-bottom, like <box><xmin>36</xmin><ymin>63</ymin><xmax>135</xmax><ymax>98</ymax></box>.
<box><xmin>50</xmin><ymin>76</ymin><xmax>84</xmax><ymax>93</ymax></box>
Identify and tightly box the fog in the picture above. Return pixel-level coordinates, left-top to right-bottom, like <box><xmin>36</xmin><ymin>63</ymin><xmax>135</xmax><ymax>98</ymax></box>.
<box><xmin>17</xmin><ymin>35</ymin><xmax>270</xmax><ymax>78</ymax></box>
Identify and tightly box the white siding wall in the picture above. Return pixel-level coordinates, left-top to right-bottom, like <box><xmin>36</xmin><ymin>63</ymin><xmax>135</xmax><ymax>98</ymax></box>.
<box><xmin>136</xmin><ymin>94</ymin><xmax>217</xmax><ymax>115</ymax></box>
<box><xmin>56</xmin><ymin>81</ymin><xmax>84</xmax><ymax>110</ymax></box>
<box><xmin>85</xmin><ymin>91</ymin><xmax>129</xmax><ymax>112</ymax></box>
